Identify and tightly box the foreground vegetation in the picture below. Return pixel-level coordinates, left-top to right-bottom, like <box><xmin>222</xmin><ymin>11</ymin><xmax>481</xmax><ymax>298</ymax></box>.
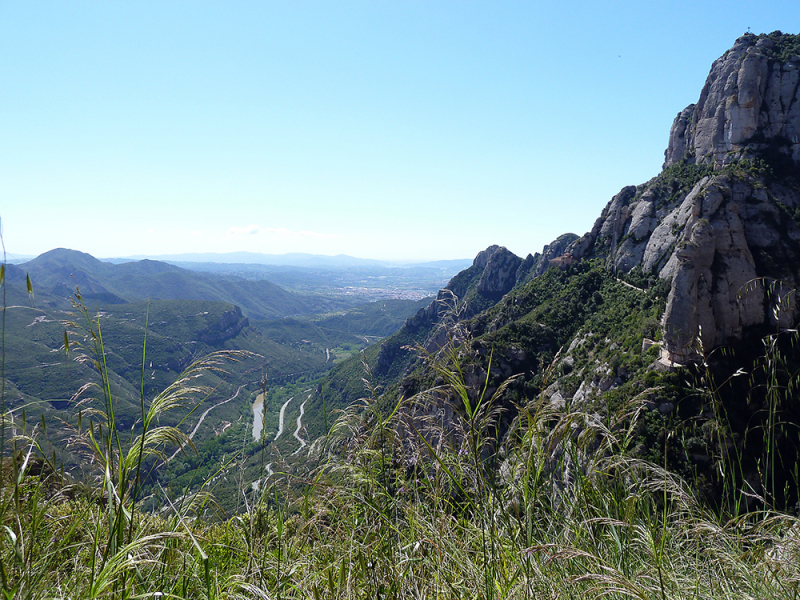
<box><xmin>3</xmin><ymin>303</ymin><xmax>800</xmax><ymax>600</ymax></box>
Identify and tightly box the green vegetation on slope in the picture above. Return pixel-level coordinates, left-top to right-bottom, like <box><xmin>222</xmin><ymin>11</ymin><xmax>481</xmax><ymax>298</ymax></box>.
<box><xmin>4</xmin><ymin>319</ymin><xmax>800</xmax><ymax>598</ymax></box>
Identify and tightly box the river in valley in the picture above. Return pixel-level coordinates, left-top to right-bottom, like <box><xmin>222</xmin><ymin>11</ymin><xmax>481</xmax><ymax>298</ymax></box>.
<box><xmin>252</xmin><ymin>393</ymin><xmax>297</xmax><ymax>442</ymax></box>
<box><xmin>252</xmin><ymin>392</ymin><xmax>265</xmax><ymax>440</ymax></box>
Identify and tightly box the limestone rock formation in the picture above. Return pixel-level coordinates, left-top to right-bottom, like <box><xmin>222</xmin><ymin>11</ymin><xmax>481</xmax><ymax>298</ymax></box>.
<box><xmin>376</xmin><ymin>33</ymin><xmax>800</xmax><ymax>424</ymax></box>
<box><xmin>562</xmin><ymin>32</ymin><xmax>800</xmax><ymax>363</ymax></box>
<box><xmin>663</xmin><ymin>32</ymin><xmax>800</xmax><ymax>168</ymax></box>
<box><xmin>476</xmin><ymin>246</ymin><xmax>523</xmax><ymax>298</ymax></box>
<box><xmin>568</xmin><ymin>170</ymin><xmax>800</xmax><ymax>363</ymax></box>
<box><xmin>412</xmin><ymin>245</ymin><xmax>527</xmax><ymax>327</ymax></box>
<box><xmin>318</xmin><ymin>33</ymin><xmax>800</xmax><ymax>504</ymax></box>
<box><xmin>658</xmin><ymin>176</ymin><xmax>785</xmax><ymax>362</ymax></box>
<box><xmin>518</xmin><ymin>232</ymin><xmax>579</xmax><ymax>282</ymax></box>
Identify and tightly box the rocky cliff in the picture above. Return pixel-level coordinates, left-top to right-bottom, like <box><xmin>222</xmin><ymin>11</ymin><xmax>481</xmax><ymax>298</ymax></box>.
<box><xmin>563</xmin><ymin>32</ymin><xmax>800</xmax><ymax>363</ymax></box>
<box><xmin>663</xmin><ymin>32</ymin><xmax>800</xmax><ymax>169</ymax></box>
<box><xmin>379</xmin><ymin>32</ymin><xmax>800</xmax><ymax>393</ymax></box>
<box><xmin>198</xmin><ymin>306</ymin><xmax>249</xmax><ymax>344</ymax></box>
<box><xmin>314</xmin><ymin>32</ymin><xmax>800</xmax><ymax>510</ymax></box>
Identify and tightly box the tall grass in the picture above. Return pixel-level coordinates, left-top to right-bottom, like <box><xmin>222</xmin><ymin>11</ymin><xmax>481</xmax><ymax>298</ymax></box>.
<box><xmin>2</xmin><ymin>290</ymin><xmax>800</xmax><ymax>598</ymax></box>
<box><xmin>0</xmin><ymin>291</ymin><xmax>248</xmax><ymax>598</ymax></box>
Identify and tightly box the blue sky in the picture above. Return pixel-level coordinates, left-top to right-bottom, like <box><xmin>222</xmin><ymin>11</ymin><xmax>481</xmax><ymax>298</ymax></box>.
<box><xmin>2</xmin><ymin>2</ymin><xmax>797</xmax><ymax>262</ymax></box>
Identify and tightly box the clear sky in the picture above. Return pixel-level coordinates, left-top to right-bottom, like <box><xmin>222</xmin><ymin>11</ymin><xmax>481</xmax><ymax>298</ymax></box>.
<box><xmin>2</xmin><ymin>2</ymin><xmax>797</xmax><ymax>262</ymax></box>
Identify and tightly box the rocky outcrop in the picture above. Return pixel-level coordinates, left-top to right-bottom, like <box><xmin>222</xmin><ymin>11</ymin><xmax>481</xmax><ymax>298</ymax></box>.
<box><xmin>657</xmin><ymin>175</ymin><xmax>800</xmax><ymax>361</ymax></box>
<box><xmin>566</xmin><ymin>186</ymin><xmax>638</xmax><ymax>266</ymax></box>
<box><xmin>410</xmin><ymin>245</ymin><xmax>525</xmax><ymax>329</ymax></box>
<box><xmin>198</xmin><ymin>306</ymin><xmax>249</xmax><ymax>344</ymax></box>
<box><xmin>476</xmin><ymin>246</ymin><xmax>523</xmax><ymax>298</ymax></box>
<box><xmin>559</xmin><ymin>33</ymin><xmax>800</xmax><ymax>363</ymax></box>
<box><xmin>407</xmin><ymin>239</ymin><xmax>590</xmax><ymax>336</ymax></box>
<box><xmin>664</xmin><ymin>32</ymin><xmax>800</xmax><ymax>168</ymax></box>
<box><xmin>472</xmin><ymin>245</ymin><xmax>502</xmax><ymax>270</ymax></box>
<box><xmin>517</xmin><ymin>233</ymin><xmax>579</xmax><ymax>283</ymax></box>
<box><xmin>564</xmin><ymin>167</ymin><xmax>800</xmax><ymax>363</ymax></box>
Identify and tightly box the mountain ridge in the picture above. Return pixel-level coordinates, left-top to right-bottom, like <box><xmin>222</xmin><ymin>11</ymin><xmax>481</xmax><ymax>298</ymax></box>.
<box><xmin>112</xmin><ymin>250</ymin><xmax>472</xmax><ymax>269</ymax></box>
<box><xmin>304</xmin><ymin>31</ymin><xmax>800</xmax><ymax>508</ymax></box>
<box><xmin>19</xmin><ymin>247</ymin><xmax>356</xmax><ymax>319</ymax></box>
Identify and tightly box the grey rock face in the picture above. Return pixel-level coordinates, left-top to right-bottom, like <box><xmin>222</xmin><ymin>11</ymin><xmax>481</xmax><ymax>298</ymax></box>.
<box><xmin>477</xmin><ymin>246</ymin><xmax>523</xmax><ymax>297</ymax></box>
<box><xmin>566</xmin><ymin>186</ymin><xmax>637</xmax><ymax>264</ymax></box>
<box><xmin>520</xmin><ymin>233</ymin><xmax>579</xmax><ymax>282</ymax></box>
<box><xmin>664</xmin><ymin>33</ymin><xmax>800</xmax><ymax>168</ymax></box>
<box><xmin>473</xmin><ymin>245</ymin><xmax>502</xmax><ymax>270</ymax></box>
<box><xmin>554</xmin><ymin>36</ymin><xmax>800</xmax><ymax>363</ymax></box>
<box><xmin>407</xmin><ymin>245</ymin><xmax>527</xmax><ymax>353</ymax></box>
<box><xmin>664</xmin><ymin>105</ymin><xmax>696</xmax><ymax>167</ymax></box>
<box><xmin>577</xmin><ymin>169</ymin><xmax>800</xmax><ymax>363</ymax></box>
<box><xmin>659</xmin><ymin>177</ymin><xmax>765</xmax><ymax>361</ymax></box>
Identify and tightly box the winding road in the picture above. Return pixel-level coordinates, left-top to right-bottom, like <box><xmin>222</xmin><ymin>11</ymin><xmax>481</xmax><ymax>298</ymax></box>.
<box><xmin>252</xmin><ymin>393</ymin><xmax>265</xmax><ymax>440</ymax></box>
<box><xmin>273</xmin><ymin>395</ymin><xmax>294</xmax><ymax>441</ymax></box>
<box><xmin>250</xmin><ymin>388</ymin><xmax>313</xmax><ymax>492</ymax></box>
<box><xmin>291</xmin><ymin>391</ymin><xmax>312</xmax><ymax>456</ymax></box>
<box><xmin>169</xmin><ymin>384</ymin><xmax>246</xmax><ymax>461</ymax></box>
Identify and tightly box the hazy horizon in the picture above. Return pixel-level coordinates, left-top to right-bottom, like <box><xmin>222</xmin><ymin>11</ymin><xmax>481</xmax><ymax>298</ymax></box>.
<box><xmin>5</xmin><ymin>246</ymin><xmax>476</xmax><ymax>266</ymax></box>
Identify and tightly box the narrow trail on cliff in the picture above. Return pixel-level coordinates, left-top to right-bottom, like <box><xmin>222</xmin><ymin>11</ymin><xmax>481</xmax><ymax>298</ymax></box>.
<box><xmin>615</xmin><ymin>278</ymin><xmax>646</xmax><ymax>293</ymax></box>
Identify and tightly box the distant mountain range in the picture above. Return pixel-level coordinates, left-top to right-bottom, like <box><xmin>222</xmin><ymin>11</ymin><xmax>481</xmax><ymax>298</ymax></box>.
<box><xmin>106</xmin><ymin>251</ymin><xmax>472</xmax><ymax>270</ymax></box>
<box><xmin>16</xmin><ymin>248</ymin><xmax>357</xmax><ymax>320</ymax></box>
<box><xmin>9</xmin><ymin>250</ymin><xmax>471</xmax><ymax>269</ymax></box>
<box><xmin>4</xmin><ymin>246</ymin><xmax>435</xmax><ymax>498</ymax></box>
<box><xmin>13</xmin><ymin>248</ymin><xmax>470</xmax><ymax>303</ymax></box>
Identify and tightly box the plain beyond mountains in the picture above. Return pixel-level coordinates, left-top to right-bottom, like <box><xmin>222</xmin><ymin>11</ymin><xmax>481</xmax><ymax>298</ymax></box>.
<box><xmin>7</xmin><ymin>251</ymin><xmax>471</xmax><ymax>270</ymax></box>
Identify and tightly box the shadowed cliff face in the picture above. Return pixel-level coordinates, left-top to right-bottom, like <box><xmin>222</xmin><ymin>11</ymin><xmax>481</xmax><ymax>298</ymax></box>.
<box><xmin>664</xmin><ymin>32</ymin><xmax>800</xmax><ymax>169</ymax></box>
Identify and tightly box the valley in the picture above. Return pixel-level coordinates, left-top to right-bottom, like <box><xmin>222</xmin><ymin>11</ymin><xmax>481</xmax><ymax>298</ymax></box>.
<box><xmin>1</xmin><ymin>249</ymin><xmax>446</xmax><ymax>510</ymax></box>
<box><xmin>168</xmin><ymin>384</ymin><xmax>248</xmax><ymax>462</ymax></box>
